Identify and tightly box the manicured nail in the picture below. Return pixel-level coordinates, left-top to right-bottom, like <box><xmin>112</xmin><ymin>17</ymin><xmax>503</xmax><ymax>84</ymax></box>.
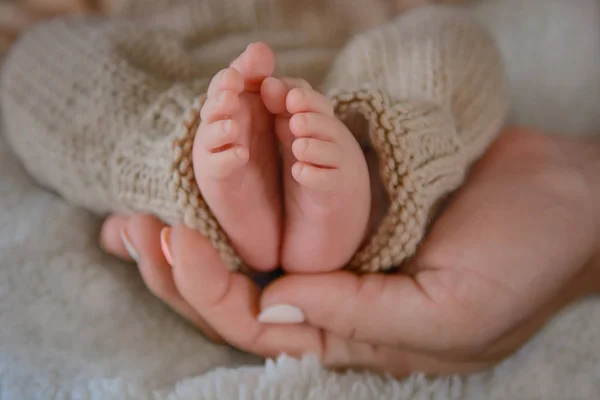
<box><xmin>120</xmin><ymin>228</ymin><xmax>138</xmax><ymax>262</ymax></box>
<box><xmin>258</xmin><ymin>304</ymin><xmax>305</xmax><ymax>324</ymax></box>
<box><xmin>160</xmin><ymin>227</ymin><xmax>174</xmax><ymax>267</ymax></box>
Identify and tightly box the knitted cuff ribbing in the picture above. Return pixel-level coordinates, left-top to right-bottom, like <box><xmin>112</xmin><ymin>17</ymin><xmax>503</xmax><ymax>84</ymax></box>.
<box><xmin>110</xmin><ymin>92</ymin><xmax>243</xmax><ymax>271</ymax></box>
<box><xmin>330</xmin><ymin>87</ymin><xmax>467</xmax><ymax>272</ymax></box>
<box><xmin>171</xmin><ymin>96</ymin><xmax>244</xmax><ymax>271</ymax></box>
<box><xmin>111</xmin><ymin>86</ymin><xmax>472</xmax><ymax>274</ymax></box>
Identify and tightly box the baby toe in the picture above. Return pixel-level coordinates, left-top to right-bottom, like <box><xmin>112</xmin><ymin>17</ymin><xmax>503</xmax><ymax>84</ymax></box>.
<box><xmin>292</xmin><ymin>138</ymin><xmax>342</xmax><ymax>168</ymax></box>
<box><xmin>289</xmin><ymin>113</ymin><xmax>348</xmax><ymax>143</ymax></box>
<box><xmin>286</xmin><ymin>87</ymin><xmax>334</xmax><ymax>116</ymax></box>
<box><xmin>200</xmin><ymin>91</ymin><xmax>240</xmax><ymax>124</ymax></box>
<box><xmin>261</xmin><ymin>77</ymin><xmax>289</xmax><ymax>115</ymax></box>
<box><xmin>198</xmin><ymin>119</ymin><xmax>242</xmax><ymax>152</ymax></box>
<box><xmin>205</xmin><ymin>146</ymin><xmax>250</xmax><ymax>180</ymax></box>
<box><xmin>291</xmin><ymin>162</ymin><xmax>339</xmax><ymax>193</ymax></box>
<box><xmin>207</xmin><ymin>68</ymin><xmax>244</xmax><ymax>97</ymax></box>
<box><xmin>230</xmin><ymin>42</ymin><xmax>275</xmax><ymax>92</ymax></box>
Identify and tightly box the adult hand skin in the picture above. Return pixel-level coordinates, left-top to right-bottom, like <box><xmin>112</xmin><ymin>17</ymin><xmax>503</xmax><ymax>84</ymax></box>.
<box><xmin>99</xmin><ymin>127</ymin><xmax>600</xmax><ymax>376</ymax></box>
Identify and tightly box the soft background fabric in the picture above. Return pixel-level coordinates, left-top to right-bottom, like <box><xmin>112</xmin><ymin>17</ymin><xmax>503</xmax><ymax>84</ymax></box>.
<box><xmin>0</xmin><ymin>0</ymin><xmax>599</xmax><ymax>398</ymax></box>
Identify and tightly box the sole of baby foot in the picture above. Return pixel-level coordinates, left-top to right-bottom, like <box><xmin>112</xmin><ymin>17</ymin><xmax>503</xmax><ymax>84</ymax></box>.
<box><xmin>193</xmin><ymin>43</ymin><xmax>281</xmax><ymax>272</ymax></box>
<box><xmin>262</xmin><ymin>78</ymin><xmax>371</xmax><ymax>273</ymax></box>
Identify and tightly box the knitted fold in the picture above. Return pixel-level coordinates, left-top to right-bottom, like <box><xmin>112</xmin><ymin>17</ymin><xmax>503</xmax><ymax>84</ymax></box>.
<box><xmin>330</xmin><ymin>90</ymin><xmax>465</xmax><ymax>272</ymax></box>
<box><xmin>110</xmin><ymin>93</ymin><xmax>244</xmax><ymax>270</ymax></box>
<box><xmin>321</xmin><ymin>7</ymin><xmax>507</xmax><ymax>271</ymax></box>
<box><xmin>0</xmin><ymin>2</ymin><xmax>507</xmax><ymax>273</ymax></box>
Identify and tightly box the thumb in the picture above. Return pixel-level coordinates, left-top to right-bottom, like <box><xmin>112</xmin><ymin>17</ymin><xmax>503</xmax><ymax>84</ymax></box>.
<box><xmin>259</xmin><ymin>270</ymin><xmax>469</xmax><ymax>353</ymax></box>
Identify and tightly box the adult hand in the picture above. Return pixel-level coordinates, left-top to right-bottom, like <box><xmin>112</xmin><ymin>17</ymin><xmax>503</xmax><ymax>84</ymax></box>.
<box><xmin>99</xmin><ymin>213</ymin><xmax>225</xmax><ymax>344</ymax></box>
<box><xmin>257</xmin><ymin>127</ymin><xmax>600</xmax><ymax>375</ymax></box>
<box><xmin>99</xmin><ymin>126</ymin><xmax>600</xmax><ymax>376</ymax></box>
<box><xmin>99</xmin><ymin>213</ymin><xmax>323</xmax><ymax>357</ymax></box>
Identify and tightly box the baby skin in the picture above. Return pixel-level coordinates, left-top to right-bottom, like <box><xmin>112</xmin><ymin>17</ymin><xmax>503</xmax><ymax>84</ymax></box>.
<box><xmin>194</xmin><ymin>42</ymin><xmax>371</xmax><ymax>273</ymax></box>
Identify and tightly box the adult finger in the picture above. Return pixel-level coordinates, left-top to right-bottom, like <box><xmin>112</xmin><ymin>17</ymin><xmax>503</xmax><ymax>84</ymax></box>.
<box><xmin>259</xmin><ymin>253</ymin><xmax>599</xmax><ymax>362</ymax></box>
<box><xmin>258</xmin><ymin>270</ymin><xmax>487</xmax><ymax>355</ymax></box>
<box><xmin>165</xmin><ymin>225</ymin><xmax>323</xmax><ymax>358</ymax></box>
<box><xmin>99</xmin><ymin>214</ymin><xmax>136</xmax><ymax>261</ymax></box>
<box><xmin>99</xmin><ymin>214</ymin><xmax>224</xmax><ymax>343</ymax></box>
<box><xmin>320</xmin><ymin>336</ymin><xmax>496</xmax><ymax>377</ymax></box>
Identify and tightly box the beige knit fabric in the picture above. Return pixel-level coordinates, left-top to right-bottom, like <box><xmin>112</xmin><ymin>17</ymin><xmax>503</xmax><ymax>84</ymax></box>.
<box><xmin>0</xmin><ymin>0</ymin><xmax>507</xmax><ymax>272</ymax></box>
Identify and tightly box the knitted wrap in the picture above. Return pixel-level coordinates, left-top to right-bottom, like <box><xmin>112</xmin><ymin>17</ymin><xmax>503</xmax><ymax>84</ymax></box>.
<box><xmin>0</xmin><ymin>0</ymin><xmax>507</xmax><ymax>272</ymax></box>
<box><xmin>324</xmin><ymin>8</ymin><xmax>508</xmax><ymax>271</ymax></box>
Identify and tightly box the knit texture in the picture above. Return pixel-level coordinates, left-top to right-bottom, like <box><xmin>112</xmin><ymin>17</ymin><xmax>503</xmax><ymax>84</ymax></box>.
<box><xmin>324</xmin><ymin>8</ymin><xmax>507</xmax><ymax>271</ymax></box>
<box><xmin>0</xmin><ymin>0</ymin><xmax>507</xmax><ymax>272</ymax></box>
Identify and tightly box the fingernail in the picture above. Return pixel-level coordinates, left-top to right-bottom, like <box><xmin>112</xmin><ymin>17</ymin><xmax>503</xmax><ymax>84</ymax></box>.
<box><xmin>160</xmin><ymin>227</ymin><xmax>174</xmax><ymax>267</ymax></box>
<box><xmin>257</xmin><ymin>304</ymin><xmax>305</xmax><ymax>324</ymax></box>
<box><xmin>120</xmin><ymin>228</ymin><xmax>138</xmax><ymax>262</ymax></box>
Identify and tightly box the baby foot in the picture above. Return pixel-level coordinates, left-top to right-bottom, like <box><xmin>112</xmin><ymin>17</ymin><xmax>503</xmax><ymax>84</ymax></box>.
<box><xmin>193</xmin><ymin>43</ymin><xmax>281</xmax><ymax>271</ymax></box>
<box><xmin>261</xmin><ymin>78</ymin><xmax>371</xmax><ymax>272</ymax></box>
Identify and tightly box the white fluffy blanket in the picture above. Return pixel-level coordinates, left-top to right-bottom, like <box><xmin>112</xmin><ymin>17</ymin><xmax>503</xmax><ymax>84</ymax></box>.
<box><xmin>1</xmin><ymin>0</ymin><xmax>600</xmax><ymax>398</ymax></box>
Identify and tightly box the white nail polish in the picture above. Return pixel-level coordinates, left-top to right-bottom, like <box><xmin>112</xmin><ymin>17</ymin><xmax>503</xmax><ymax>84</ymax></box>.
<box><xmin>120</xmin><ymin>229</ymin><xmax>139</xmax><ymax>262</ymax></box>
<box><xmin>258</xmin><ymin>304</ymin><xmax>305</xmax><ymax>324</ymax></box>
